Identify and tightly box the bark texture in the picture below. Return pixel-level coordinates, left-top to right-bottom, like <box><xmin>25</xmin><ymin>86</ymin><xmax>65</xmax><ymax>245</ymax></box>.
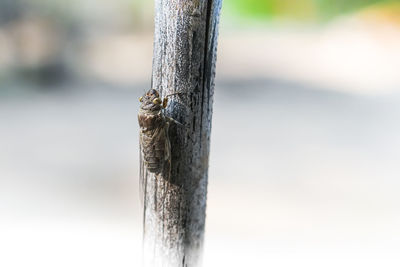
<box><xmin>141</xmin><ymin>0</ymin><xmax>222</xmax><ymax>266</ymax></box>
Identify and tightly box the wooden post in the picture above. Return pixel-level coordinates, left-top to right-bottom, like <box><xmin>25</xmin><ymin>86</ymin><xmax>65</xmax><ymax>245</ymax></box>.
<box><xmin>140</xmin><ymin>0</ymin><xmax>222</xmax><ymax>266</ymax></box>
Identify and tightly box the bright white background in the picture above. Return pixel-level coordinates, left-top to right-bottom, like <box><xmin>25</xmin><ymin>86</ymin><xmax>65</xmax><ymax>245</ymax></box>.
<box><xmin>1</xmin><ymin>1</ymin><xmax>400</xmax><ymax>266</ymax></box>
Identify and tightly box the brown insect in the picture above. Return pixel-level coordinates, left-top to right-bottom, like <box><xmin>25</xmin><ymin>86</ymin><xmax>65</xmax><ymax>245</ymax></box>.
<box><xmin>138</xmin><ymin>89</ymin><xmax>178</xmax><ymax>174</ymax></box>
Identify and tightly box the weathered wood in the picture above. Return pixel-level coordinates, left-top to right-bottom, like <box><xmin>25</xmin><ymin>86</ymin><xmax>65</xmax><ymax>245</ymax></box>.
<box><xmin>141</xmin><ymin>0</ymin><xmax>222</xmax><ymax>266</ymax></box>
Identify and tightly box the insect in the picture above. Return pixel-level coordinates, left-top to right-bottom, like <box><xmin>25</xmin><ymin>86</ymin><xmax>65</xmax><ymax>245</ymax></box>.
<box><xmin>138</xmin><ymin>89</ymin><xmax>178</xmax><ymax>174</ymax></box>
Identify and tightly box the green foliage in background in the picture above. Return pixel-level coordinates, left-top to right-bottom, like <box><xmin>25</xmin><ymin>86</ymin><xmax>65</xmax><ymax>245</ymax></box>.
<box><xmin>226</xmin><ymin>0</ymin><xmax>400</xmax><ymax>20</ymax></box>
<box><xmin>227</xmin><ymin>0</ymin><xmax>316</xmax><ymax>20</ymax></box>
<box><xmin>315</xmin><ymin>0</ymin><xmax>397</xmax><ymax>18</ymax></box>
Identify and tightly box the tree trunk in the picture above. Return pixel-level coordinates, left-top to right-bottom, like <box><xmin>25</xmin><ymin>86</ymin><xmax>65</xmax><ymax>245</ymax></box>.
<box><xmin>140</xmin><ymin>0</ymin><xmax>222</xmax><ymax>266</ymax></box>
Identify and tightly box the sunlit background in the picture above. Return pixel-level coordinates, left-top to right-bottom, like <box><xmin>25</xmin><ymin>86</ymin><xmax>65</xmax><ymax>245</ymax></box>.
<box><xmin>1</xmin><ymin>0</ymin><xmax>400</xmax><ymax>266</ymax></box>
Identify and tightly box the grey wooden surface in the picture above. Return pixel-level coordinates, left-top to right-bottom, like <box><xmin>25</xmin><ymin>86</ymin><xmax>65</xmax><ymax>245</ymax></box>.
<box><xmin>141</xmin><ymin>0</ymin><xmax>222</xmax><ymax>266</ymax></box>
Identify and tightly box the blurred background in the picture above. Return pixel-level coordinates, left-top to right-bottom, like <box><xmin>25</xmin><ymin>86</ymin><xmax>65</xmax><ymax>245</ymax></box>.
<box><xmin>1</xmin><ymin>0</ymin><xmax>400</xmax><ymax>266</ymax></box>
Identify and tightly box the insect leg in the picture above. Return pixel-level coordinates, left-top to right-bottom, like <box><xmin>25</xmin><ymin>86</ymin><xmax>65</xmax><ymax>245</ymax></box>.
<box><xmin>166</xmin><ymin>116</ymin><xmax>184</xmax><ymax>126</ymax></box>
<box><xmin>164</xmin><ymin>92</ymin><xmax>186</xmax><ymax>98</ymax></box>
<box><xmin>162</xmin><ymin>92</ymin><xmax>186</xmax><ymax>108</ymax></box>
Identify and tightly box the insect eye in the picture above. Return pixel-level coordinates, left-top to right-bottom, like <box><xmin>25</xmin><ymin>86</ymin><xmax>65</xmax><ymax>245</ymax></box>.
<box><xmin>153</xmin><ymin>98</ymin><xmax>161</xmax><ymax>105</ymax></box>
